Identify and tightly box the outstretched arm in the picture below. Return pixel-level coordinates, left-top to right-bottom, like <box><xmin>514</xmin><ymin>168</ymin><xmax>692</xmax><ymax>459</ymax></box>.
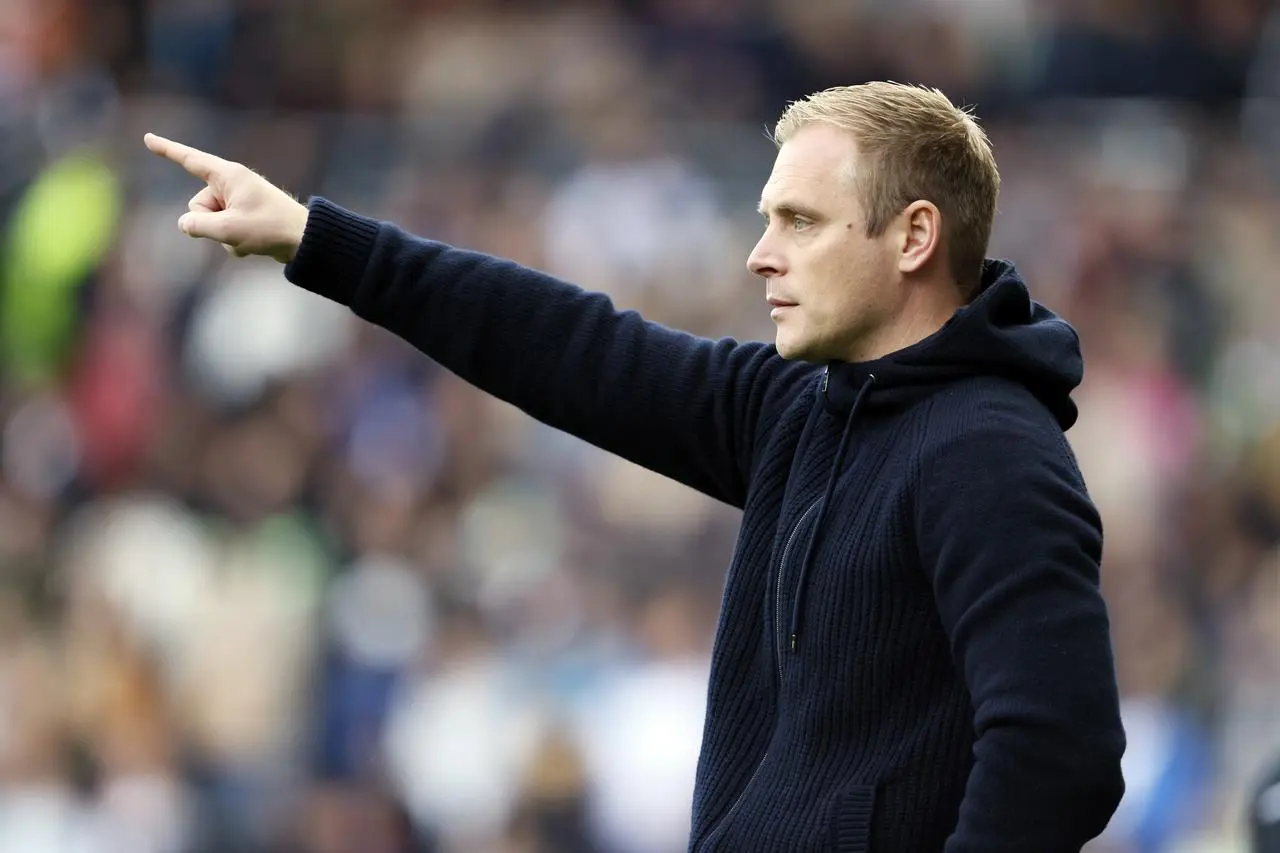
<box><xmin>287</xmin><ymin>198</ymin><xmax>808</xmax><ymax>504</ymax></box>
<box><xmin>144</xmin><ymin>134</ymin><xmax>810</xmax><ymax>506</ymax></box>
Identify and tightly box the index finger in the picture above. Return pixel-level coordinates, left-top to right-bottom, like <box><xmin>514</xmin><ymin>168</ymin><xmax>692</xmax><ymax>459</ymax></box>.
<box><xmin>143</xmin><ymin>133</ymin><xmax>229</xmax><ymax>182</ymax></box>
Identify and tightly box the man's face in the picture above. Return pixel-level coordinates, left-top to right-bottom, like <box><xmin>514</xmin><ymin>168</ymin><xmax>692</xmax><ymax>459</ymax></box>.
<box><xmin>749</xmin><ymin>123</ymin><xmax>900</xmax><ymax>363</ymax></box>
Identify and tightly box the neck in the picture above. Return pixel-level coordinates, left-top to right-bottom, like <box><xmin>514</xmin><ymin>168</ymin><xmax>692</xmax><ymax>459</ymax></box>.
<box><xmin>845</xmin><ymin>281</ymin><xmax>964</xmax><ymax>363</ymax></box>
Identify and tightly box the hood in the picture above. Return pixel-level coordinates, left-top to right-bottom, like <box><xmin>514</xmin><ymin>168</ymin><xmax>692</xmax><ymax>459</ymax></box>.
<box><xmin>822</xmin><ymin>259</ymin><xmax>1083</xmax><ymax>429</ymax></box>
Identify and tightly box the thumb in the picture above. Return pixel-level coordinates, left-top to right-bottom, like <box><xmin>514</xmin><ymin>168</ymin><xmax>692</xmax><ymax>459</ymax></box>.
<box><xmin>178</xmin><ymin>210</ymin><xmax>237</xmax><ymax>244</ymax></box>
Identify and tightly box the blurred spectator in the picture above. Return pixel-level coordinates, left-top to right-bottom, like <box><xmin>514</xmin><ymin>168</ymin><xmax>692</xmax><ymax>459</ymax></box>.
<box><xmin>1254</xmin><ymin>752</ymin><xmax>1280</xmax><ymax>853</ymax></box>
<box><xmin>574</xmin><ymin>583</ymin><xmax>710</xmax><ymax>853</ymax></box>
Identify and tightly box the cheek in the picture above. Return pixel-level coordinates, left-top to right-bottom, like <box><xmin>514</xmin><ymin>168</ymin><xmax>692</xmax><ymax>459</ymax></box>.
<box><xmin>816</xmin><ymin>246</ymin><xmax>869</xmax><ymax>308</ymax></box>
<box><xmin>813</xmin><ymin>246</ymin><xmax>892</xmax><ymax>330</ymax></box>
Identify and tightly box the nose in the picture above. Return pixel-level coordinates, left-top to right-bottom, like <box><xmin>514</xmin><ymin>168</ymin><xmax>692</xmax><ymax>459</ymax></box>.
<box><xmin>747</xmin><ymin>231</ymin><xmax>785</xmax><ymax>278</ymax></box>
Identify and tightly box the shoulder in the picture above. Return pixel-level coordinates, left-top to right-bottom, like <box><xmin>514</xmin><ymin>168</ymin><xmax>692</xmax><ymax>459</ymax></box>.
<box><xmin>910</xmin><ymin>378</ymin><xmax>1102</xmax><ymax>550</ymax></box>
<box><xmin>920</xmin><ymin>376</ymin><xmax>1074</xmax><ymax>457</ymax></box>
<box><xmin>729</xmin><ymin>352</ymin><xmax>822</xmax><ymax>479</ymax></box>
<box><xmin>747</xmin><ymin>348</ymin><xmax>823</xmax><ymax>425</ymax></box>
<box><xmin>911</xmin><ymin>377</ymin><xmax>1088</xmax><ymax>495</ymax></box>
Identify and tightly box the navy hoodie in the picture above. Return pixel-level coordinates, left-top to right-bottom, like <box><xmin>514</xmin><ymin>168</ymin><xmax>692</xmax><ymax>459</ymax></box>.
<box><xmin>285</xmin><ymin>198</ymin><xmax>1126</xmax><ymax>852</ymax></box>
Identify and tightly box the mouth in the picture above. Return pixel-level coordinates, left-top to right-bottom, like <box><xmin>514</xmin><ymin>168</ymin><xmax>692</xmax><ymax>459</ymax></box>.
<box><xmin>768</xmin><ymin>298</ymin><xmax>797</xmax><ymax>318</ymax></box>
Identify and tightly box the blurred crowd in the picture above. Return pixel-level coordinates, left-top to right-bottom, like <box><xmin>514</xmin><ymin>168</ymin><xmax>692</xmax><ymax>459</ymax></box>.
<box><xmin>0</xmin><ymin>0</ymin><xmax>1279</xmax><ymax>851</ymax></box>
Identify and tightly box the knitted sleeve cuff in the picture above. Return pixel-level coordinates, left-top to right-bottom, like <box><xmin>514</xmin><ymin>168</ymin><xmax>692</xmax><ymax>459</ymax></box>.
<box><xmin>283</xmin><ymin>196</ymin><xmax>382</xmax><ymax>307</ymax></box>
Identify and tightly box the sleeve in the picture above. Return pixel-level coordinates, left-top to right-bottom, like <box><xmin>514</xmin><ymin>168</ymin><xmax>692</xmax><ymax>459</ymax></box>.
<box><xmin>284</xmin><ymin>197</ymin><xmax>811</xmax><ymax>508</ymax></box>
<box><xmin>914</xmin><ymin>405</ymin><xmax>1127</xmax><ymax>853</ymax></box>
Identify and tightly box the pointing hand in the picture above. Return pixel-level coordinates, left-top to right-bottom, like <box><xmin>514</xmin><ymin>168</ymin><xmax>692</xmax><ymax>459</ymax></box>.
<box><xmin>143</xmin><ymin>133</ymin><xmax>310</xmax><ymax>264</ymax></box>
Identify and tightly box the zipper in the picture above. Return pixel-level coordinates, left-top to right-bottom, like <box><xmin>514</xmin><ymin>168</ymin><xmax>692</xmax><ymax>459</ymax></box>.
<box><xmin>693</xmin><ymin>498</ymin><xmax>822</xmax><ymax>852</ymax></box>
<box><xmin>692</xmin><ymin>750</ymin><xmax>768</xmax><ymax>852</ymax></box>
<box><xmin>775</xmin><ymin>498</ymin><xmax>821</xmax><ymax>672</ymax></box>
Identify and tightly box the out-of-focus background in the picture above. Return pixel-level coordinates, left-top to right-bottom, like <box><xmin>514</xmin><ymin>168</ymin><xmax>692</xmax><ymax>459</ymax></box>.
<box><xmin>0</xmin><ymin>0</ymin><xmax>1279</xmax><ymax>851</ymax></box>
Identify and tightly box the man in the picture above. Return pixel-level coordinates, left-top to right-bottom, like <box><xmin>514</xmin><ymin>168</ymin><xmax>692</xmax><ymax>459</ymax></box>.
<box><xmin>145</xmin><ymin>82</ymin><xmax>1126</xmax><ymax>851</ymax></box>
<box><xmin>1255</xmin><ymin>752</ymin><xmax>1280</xmax><ymax>853</ymax></box>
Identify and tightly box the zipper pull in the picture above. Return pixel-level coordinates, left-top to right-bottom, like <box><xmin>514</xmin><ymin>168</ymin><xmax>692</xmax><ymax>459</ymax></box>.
<box><xmin>789</xmin><ymin>633</ymin><xmax>797</xmax><ymax>652</ymax></box>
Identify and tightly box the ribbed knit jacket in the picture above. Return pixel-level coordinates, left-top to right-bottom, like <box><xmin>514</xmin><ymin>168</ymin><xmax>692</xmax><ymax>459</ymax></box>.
<box><xmin>285</xmin><ymin>197</ymin><xmax>1126</xmax><ymax>852</ymax></box>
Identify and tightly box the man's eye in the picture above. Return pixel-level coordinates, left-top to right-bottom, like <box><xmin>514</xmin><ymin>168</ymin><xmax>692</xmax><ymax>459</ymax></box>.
<box><xmin>793</xmin><ymin>217</ymin><xmax>812</xmax><ymax>231</ymax></box>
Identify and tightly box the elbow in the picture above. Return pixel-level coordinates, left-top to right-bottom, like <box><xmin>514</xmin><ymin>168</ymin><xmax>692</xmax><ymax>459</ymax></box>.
<box><xmin>980</xmin><ymin>701</ymin><xmax>1127</xmax><ymax>827</ymax></box>
<box><xmin>1103</xmin><ymin>736</ymin><xmax>1128</xmax><ymax>812</ymax></box>
<box><xmin>1067</xmin><ymin>724</ymin><xmax>1127</xmax><ymax>831</ymax></box>
<box><xmin>1089</xmin><ymin>744</ymin><xmax>1126</xmax><ymax>816</ymax></box>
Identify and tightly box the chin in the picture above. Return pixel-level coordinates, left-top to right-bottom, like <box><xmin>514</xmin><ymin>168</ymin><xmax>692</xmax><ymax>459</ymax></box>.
<box><xmin>774</xmin><ymin>333</ymin><xmax>817</xmax><ymax>362</ymax></box>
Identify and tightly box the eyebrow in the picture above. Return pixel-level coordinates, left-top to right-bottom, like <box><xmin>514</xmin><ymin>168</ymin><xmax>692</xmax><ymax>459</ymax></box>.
<box><xmin>757</xmin><ymin>200</ymin><xmax>823</xmax><ymax>221</ymax></box>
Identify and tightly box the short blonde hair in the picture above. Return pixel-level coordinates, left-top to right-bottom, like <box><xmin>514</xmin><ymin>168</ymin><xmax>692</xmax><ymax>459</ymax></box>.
<box><xmin>772</xmin><ymin>82</ymin><xmax>1000</xmax><ymax>298</ymax></box>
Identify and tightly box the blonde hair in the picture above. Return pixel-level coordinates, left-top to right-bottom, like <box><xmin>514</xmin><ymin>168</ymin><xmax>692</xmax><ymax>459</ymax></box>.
<box><xmin>772</xmin><ymin>82</ymin><xmax>1000</xmax><ymax>298</ymax></box>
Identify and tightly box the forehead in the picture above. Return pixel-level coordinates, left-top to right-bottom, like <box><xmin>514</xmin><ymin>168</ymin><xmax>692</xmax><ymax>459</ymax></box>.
<box><xmin>760</xmin><ymin>123</ymin><xmax>859</xmax><ymax>210</ymax></box>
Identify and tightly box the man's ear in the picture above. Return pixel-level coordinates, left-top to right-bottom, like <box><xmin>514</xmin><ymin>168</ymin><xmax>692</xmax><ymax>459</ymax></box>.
<box><xmin>897</xmin><ymin>200</ymin><xmax>942</xmax><ymax>275</ymax></box>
